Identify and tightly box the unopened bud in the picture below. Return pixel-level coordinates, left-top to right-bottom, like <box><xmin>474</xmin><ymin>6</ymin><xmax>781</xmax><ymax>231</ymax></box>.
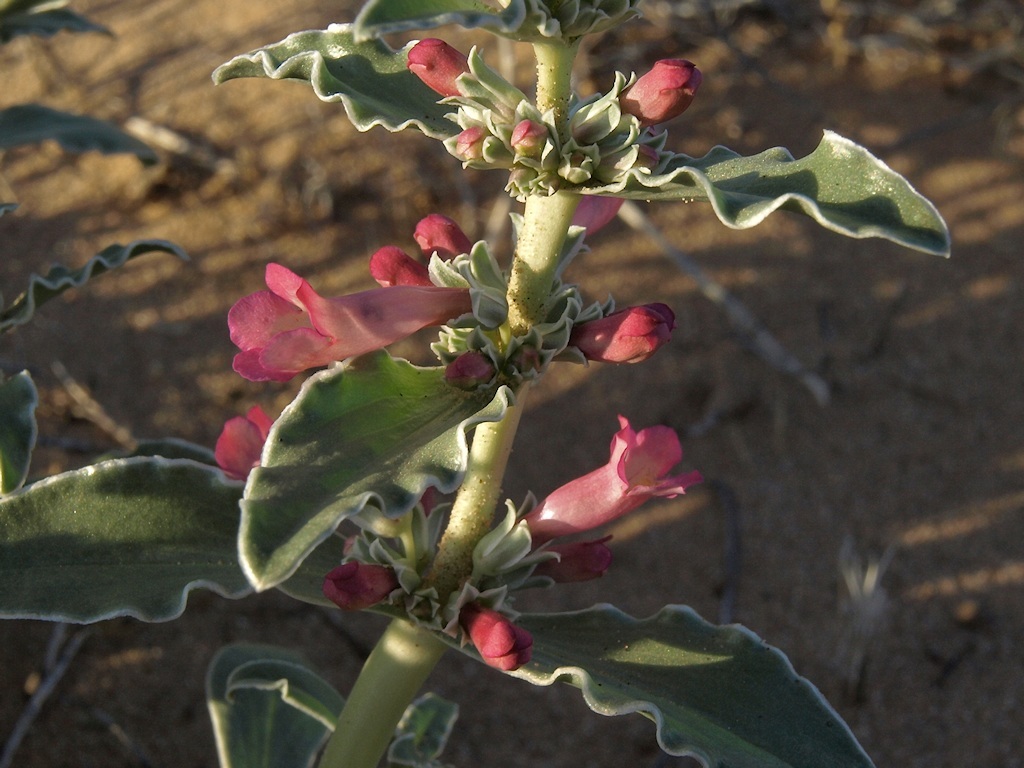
<box><xmin>460</xmin><ymin>604</ymin><xmax>533</xmax><ymax>671</ymax></box>
<box><xmin>445</xmin><ymin>351</ymin><xmax>496</xmax><ymax>389</ymax></box>
<box><xmin>534</xmin><ymin>537</ymin><xmax>613</xmax><ymax>582</ymax></box>
<box><xmin>570</xmin><ymin>303</ymin><xmax>675</xmax><ymax>364</ymax></box>
<box><xmin>369</xmin><ymin>245</ymin><xmax>432</xmax><ymax>287</ymax></box>
<box><xmin>322</xmin><ymin>562</ymin><xmax>398</xmax><ymax>610</ymax></box>
<box><xmin>407</xmin><ymin>39</ymin><xmax>470</xmax><ymax>98</ymax></box>
<box><xmin>511</xmin><ymin>119</ymin><xmax>548</xmax><ymax>156</ymax></box>
<box><xmin>620</xmin><ymin>60</ymin><xmax>701</xmax><ymax>128</ymax></box>
<box><xmin>455</xmin><ymin>126</ymin><xmax>486</xmax><ymax>161</ymax></box>
<box><xmin>414</xmin><ymin>214</ymin><xmax>473</xmax><ymax>258</ymax></box>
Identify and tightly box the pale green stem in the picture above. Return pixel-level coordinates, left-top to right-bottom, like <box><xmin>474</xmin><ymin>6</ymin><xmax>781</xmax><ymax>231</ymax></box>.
<box><xmin>318</xmin><ymin>618</ymin><xmax>447</xmax><ymax>768</ymax></box>
<box><xmin>534</xmin><ymin>40</ymin><xmax>578</xmax><ymax>141</ymax></box>
<box><xmin>425</xmin><ymin>383</ymin><xmax>531</xmax><ymax>601</ymax></box>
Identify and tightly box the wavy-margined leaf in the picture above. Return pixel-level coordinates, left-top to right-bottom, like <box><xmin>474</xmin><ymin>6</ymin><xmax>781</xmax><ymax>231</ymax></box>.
<box><xmin>0</xmin><ymin>0</ymin><xmax>108</xmax><ymax>43</ymax></box>
<box><xmin>586</xmin><ymin>131</ymin><xmax>950</xmax><ymax>256</ymax></box>
<box><xmin>240</xmin><ymin>351</ymin><xmax>510</xmax><ymax>591</ymax></box>
<box><xmin>0</xmin><ymin>239</ymin><xmax>187</xmax><ymax>333</ymax></box>
<box><xmin>0</xmin><ymin>105</ymin><xmax>155</xmax><ymax>160</ymax></box>
<box><xmin>0</xmin><ymin>370</ymin><xmax>37</xmax><ymax>494</ymax></box>
<box><xmin>99</xmin><ymin>437</ymin><xmax>218</xmax><ymax>465</ymax></box>
<box><xmin>0</xmin><ymin>457</ymin><xmax>250</xmax><ymax>622</ymax></box>
<box><xmin>207</xmin><ymin>644</ymin><xmax>343</xmax><ymax>768</ymax></box>
<box><xmin>388</xmin><ymin>693</ymin><xmax>459</xmax><ymax>768</ymax></box>
<box><xmin>354</xmin><ymin>0</ymin><xmax>639</xmax><ymax>42</ymax></box>
<box><xmin>213</xmin><ymin>25</ymin><xmax>457</xmax><ymax>140</ymax></box>
<box><xmin>508</xmin><ymin>604</ymin><xmax>874</xmax><ymax>768</ymax></box>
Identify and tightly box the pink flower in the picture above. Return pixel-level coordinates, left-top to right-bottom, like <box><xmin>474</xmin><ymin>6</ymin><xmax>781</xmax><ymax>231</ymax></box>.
<box><xmin>534</xmin><ymin>537</ymin><xmax>613</xmax><ymax>583</ymax></box>
<box><xmin>214</xmin><ymin>405</ymin><xmax>274</xmax><ymax>480</ymax></box>
<box><xmin>407</xmin><ymin>38</ymin><xmax>470</xmax><ymax>98</ymax></box>
<box><xmin>460</xmin><ymin>604</ymin><xmax>533</xmax><ymax>671</ymax></box>
<box><xmin>571</xmin><ymin>196</ymin><xmax>624</xmax><ymax>233</ymax></box>
<box><xmin>322</xmin><ymin>562</ymin><xmax>398</xmax><ymax>610</ymax></box>
<box><xmin>524</xmin><ymin>416</ymin><xmax>702</xmax><ymax>543</ymax></box>
<box><xmin>414</xmin><ymin>214</ymin><xmax>473</xmax><ymax>258</ymax></box>
<box><xmin>570</xmin><ymin>303</ymin><xmax>675</xmax><ymax>363</ymax></box>
<box><xmin>620</xmin><ymin>59</ymin><xmax>702</xmax><ymax>128</ymax></box>
<box><xmin>229</xmin><ymin>263</ymin><xmax>472</xmax><ymax>381</ymax></box>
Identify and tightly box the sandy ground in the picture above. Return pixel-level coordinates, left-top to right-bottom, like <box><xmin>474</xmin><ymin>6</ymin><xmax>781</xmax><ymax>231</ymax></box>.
<box><xmin>2</xmin><ymin>1</ymin><xmax>1023</xmax><ymax>766</ymax></box>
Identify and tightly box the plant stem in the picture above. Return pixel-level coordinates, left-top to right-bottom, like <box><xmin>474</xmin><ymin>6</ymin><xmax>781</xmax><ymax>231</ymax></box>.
<box><xmin>318</xmin><ymin>618</ymin><xmax>447</xmax><ymax>768</ymax></box>
<box><xmin>506</xmin><ymin>191</ymin><xmax>580</xmax><ymax>335</ymax></box>
<box><xmin>425</xmin><ymin>383</ymin><xmax>531</xmax><ymax>601</ymax></box>
<box><xmin>534</xmin><ymin>40</ymin><xmax>578</xmax><ymax>141</ymax></box>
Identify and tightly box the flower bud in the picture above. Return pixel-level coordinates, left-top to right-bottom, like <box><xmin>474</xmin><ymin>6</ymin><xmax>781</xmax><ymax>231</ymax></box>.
<box><xmin>407</xmin><ymin>38</ymin><xmax>470</xmax><ymax>98</ymax></box>
<box><xmin>534</xmin><ymin>538</ymin><xmax>613</xmax><ymax>582</ymax></box>
<box><xmin>460</xmin><ymin>604</ymin><xmax>533</xmax><ymax>671</ymax></box>
<box><xmin>571</xmin><ymin>196</ymin><xmax>624</xmax><ymax>233</ymax></box>
<box><xmin>445</xmin><ymin>351</ymin><xmax>496</xmax><ymax>390</ymax></box>
<box><xmin>570</xmin><ymin>303</ymin><xmax>675</xmax><ymax>364</ymax></box>
<box><xmin>620</xmin><ymin>60</ymin><xmax>701</xmax><ymax>128</ymax></box>
<box><xmin>510</xmin><ymin>119</ymin><xmax>548</xmax><ymax>156</ymax></box>
<box><xmin>322</xmin><ymin>562</ymin><xmax>398</xmax><ymax>610</ymax></box>
<box><xmin>215</xmin><ymin>405</ymin><xmax>274</xmax><ymax>480</ymax></box>
<box><xmin>414</xmin><ymin>214</ymin><xmax>473</xmax><ymax>258</ymax></box>
<box><xmin>455</xmin><ymin>126</ymin><xmax>486</xmax><ymax>161</ymax></box>
<box><xmin>369</xmin><ymin>245</ymin><xmax>432</xmax><ymax>287</ymax></box>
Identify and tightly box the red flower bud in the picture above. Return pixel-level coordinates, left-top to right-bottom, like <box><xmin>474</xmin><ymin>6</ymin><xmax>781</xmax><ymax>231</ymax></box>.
<box><xmin>215</xmin><ymin>405</ymin><xmax>274</xmax><ymax>480</ymax></box>
<box><xmin>460</xmin><ymin>604</ymin><xmax>533</xmax><ymax>671</ymax></box>
<box><xmin>620</xmin><ymin>60</ymin><xmax>702</xmax><ymax>128</ymax></box>
<box><xmin>571</xmin><ymin>196</ymin><xmax>624</xmax><ymax>233</ymax></box>
<box><xmin>455</xmin><ymin>126</ymin><xmax>486</xmax><ymax>161</ymax></box>
<box><xmin>570</xmin><ymin>303</ymin><xmax>675</xmax><ymax>364</ymax></box>
<box><xmin>414</xmin><ymin>214</ymin><xmax>473</xmax><ymax>258</ymax></box>
<box><xmin>534</xmin><ymin>537</ymin><xmax>613</xmax><ymax>582</ymax></box>
<box><xmin>369</xmin><ymin>246</ymin><xmax>432</xmax><ymax>287</ymax></box>
<box><xmin>445</xmin><ymin>351</ymin><xmax>496</xmax><ymax>389</ymax></box>
<box><xmin>322</xmin><ymin>562</ymin><xmax>398</xmax><ymax>610</ymax></box>
<box><xmin>407</xmin><ymin>38</ymin><xmax>470</xmax><ymax>98</ymax></box>
<box><xmin>510</xmin><ymin>119</ymin><xmax>547</xmax><ymax>155</ymax></box>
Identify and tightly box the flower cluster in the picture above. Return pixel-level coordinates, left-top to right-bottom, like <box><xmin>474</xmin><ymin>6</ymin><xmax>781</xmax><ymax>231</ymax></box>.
<box><xmin>312</xmin><ymin>416</ymin><xmax>700</xmax><ymax>670</ymax></box>
<box><xmin>407</xmin><ymin>39</ymin><xmax>701</xmax><ymax>199</ymax></box>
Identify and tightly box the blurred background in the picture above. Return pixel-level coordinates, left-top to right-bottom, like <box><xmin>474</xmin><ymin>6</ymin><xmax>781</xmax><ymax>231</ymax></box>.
<box><xmin>1</xmin><ymin>1</ymin><xmax>1022</xmax><ymax>765</ymax></box>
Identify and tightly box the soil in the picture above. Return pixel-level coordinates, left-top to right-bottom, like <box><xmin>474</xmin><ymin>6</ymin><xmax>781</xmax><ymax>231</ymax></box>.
<box><xmin>1</xmin><ymin>1</ymin><xmax>1023</xmax><ymax>767</ymax></box>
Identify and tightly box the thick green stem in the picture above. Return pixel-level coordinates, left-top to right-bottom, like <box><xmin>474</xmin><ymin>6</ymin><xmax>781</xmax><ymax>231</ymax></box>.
<box><xmin>506</xmin><ymin>191</ymin><xmax>580</xmax><ymax>335</ymax></box>
<box><xmin>425</xmin><ymin>383</ymin><xmax>530</xmax><ymax>601</ymax></box>
<box><xmin>534</xmin><ymin>40</ymin><xmax>578</xmax><ymax>141</ymax></box>
<box><xmin>318</xmin><ymin>618</ymin><xmax>447</xmax><ymax>768</ymax></box>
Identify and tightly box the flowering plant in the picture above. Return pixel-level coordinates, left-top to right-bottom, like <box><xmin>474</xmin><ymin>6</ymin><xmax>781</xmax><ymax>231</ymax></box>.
<box><xmin>0</xmin><ymin>2</ymin><xmax>950</xmax><ymax>767</ymax></box>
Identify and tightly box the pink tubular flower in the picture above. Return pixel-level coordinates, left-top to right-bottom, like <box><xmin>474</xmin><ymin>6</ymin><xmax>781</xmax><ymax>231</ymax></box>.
<box><xmin>414</xmin><ymin>214</ymin><xmax>473</xmax><ymax>258</ymax></box>
<box><xmin>534</xmin><ymin>537</ymin><xmax>613</xmax><ymax>583</ymax></box>
<box><xmin>570</xmin><ymin>303</ymin><xmax>675</xmax><ymax>363</ymax></box>
<box><xmin>229</xmin><ymin>263</ymin><xmax>472</xmax><ymax>382</ymax></box>
<box><xmin>407</xmin><ymin>38</ymin><xmax>470</xmax><ymax>98</ymax></box>
<box><xmin>322</xmin><ymin>562</ymin><xmax>399</xmax><ymax>610</ymax></box>
<box><xmin>460</xmin><ymin>604</ymin><xmax>533</xmax><ymax>671</ymax></box>
<box><xmin>620</xmin><ymin>59</ymin><xmax>702</xmax><ymax>128</ymax></box>
<box><xmin>214</xmin><ymin>405</ymin><xmax>274</xmax><ymax>480</ymax></box>
<box><xmin>524</xmin><ymin>416</ymin><xmax>702</xmax><ymax>543</ymax></box>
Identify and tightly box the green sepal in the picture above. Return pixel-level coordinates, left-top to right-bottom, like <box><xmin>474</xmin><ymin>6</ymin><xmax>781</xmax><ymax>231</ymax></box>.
<box><xmin>504</xmin><ymin>604</ymin><xmax>874</xmax><ymax>768</ymax></box>
<box><xmin>0</xmin><ymin>0</ymin><xmax>108</xmax><ymax>43</ymax></box>
<box><xmin>0</xmin><ymin>105</ymin><xmax>155</xmax><ymax>160</ymax></box>
<box><xmin>213</xmin><ymin>25</ymin><xmax>457</xmax><ymax>140</ymax></box>
<box><xmin>0</xmin><ymin>457</ymin><xmax>251</xmax><ymax>622</ymax></box>
<box><xmin>0</xmin><ymin>370</ymin><xmax>37</xmax><ymax>494</ymax></box>
<box><xmin>207</xmin><ymin>644</ymin><xmax>344</xmax><ymax>768</ymax></box>
<box><xmin>387</xmin><ymin>693</ymin><xmax>459</xmax><ymax>768</ymax></box>
<box><xmin>240</xmin><ymin>351</ymin><xmax>511</xmax><ymax>591</ymax></box>
<box><xmin>0</xmin><ymin>239</ymin><xmax>187</xmax><ymax>334</ymax></box>
<box><xmin>584</xmin><ymin>131</ymin><xmax>950</xmax><ymax>256</ymax></box>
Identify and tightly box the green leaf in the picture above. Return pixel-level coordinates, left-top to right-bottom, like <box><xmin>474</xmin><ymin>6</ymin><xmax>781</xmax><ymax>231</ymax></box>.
<box><xmin>0</xmin><ymin>105</ymin><xmax>155</xmax><ymax>160</ymax></box>
<box><xmin>275</xmin><ymin>533</ymin><xmax>348</xmax><ymax>607</ymax></box>
<box><xmin>0</xmin><ymin>239</ymin><xmax>187</xmax><ymax>334</ymax></box>
<box><xmin>240</xmin><ymin>351</ymin><xmax>510</xmax><ymax>591</ymax></box>
<box><xmin>354</xmin><ymin>0</ymin><xmax>516</xmax><ymax>40</ymax></box>
<box><xmin>511</xmin><ymin>604</ymin><xmax>874</xmax><ymax>768</ymax></box>
<box><xmin>0</xmin><ymin>203</ymin><xmax>16</xmax><ymax>216</ymax></box>
<box><xmin>586</xmin><ymin>131</ymin><xmax>950</xmax><ymax>256</ymax></box>
<box><xmin>388</xmin><ymin>693</ymin><xmax>459</xmax><ymax>768</ymax></box>
<box><xmin>0</xmin><ymin>370</ymin><xmax>37</xmax><ymax>494</ymax></box>
<box><xmin>207</xmin><ymin>644</ymin><xmax>343</xmax><ymax>768</ymax></box>
<box><xmin>100</xmin><ymin>437</ymin><xmax>218</xmax><ymax>465</ymax></box>
<box><xmin>213</xmin><ymin>25</ymin><xmax>457</xmax><ymax>140</ymax></box>
<box><xmin>0</xmin><ymin>1</ymin><xmax>109</xmax><ymax>43</ymax></box>
<box><xmin>0</xmin><ymin>457</ymin><xmax>250</xmax><ymax>622</ymax></box>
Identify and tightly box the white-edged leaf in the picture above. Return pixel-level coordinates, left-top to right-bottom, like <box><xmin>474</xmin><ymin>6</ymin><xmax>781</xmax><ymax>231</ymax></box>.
<box><xmin>0</xmin><ymin>105</ymin><xmax>155</xmax><ymax>160</ymax></box>
<box><xmin>0</xmin><ymin>370</ymin><xmax>37</xmax><ymax>494</ymax></box>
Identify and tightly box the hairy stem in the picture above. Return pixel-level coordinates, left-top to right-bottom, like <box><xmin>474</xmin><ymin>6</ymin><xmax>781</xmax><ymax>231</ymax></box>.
<box><xmin>318</xmin><ymin>618</ymin><xmax>447</xmax><ymax>768</ymax></box>
<box><xmin>534</xmin><ymin>40</ymin><xmax>578</xmax><ymax>141</ymax></box>
<box><xmin>425</xmin><ymin>383</ymin><xmax>531</xmax><ymax>601</ymax></box>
